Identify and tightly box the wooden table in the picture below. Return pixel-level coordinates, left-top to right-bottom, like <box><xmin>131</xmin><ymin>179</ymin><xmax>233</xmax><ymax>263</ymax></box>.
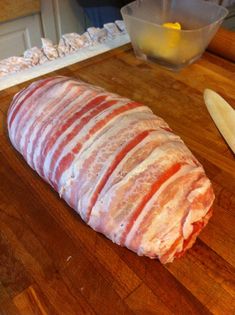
<box><xmin>0</xmin><ymin>44</ymin><xmax>235</xmax><ymax>315</ymax></box>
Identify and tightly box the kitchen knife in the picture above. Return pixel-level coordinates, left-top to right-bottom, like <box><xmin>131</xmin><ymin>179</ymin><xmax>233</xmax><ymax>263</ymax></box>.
<box><xmin>204</xmin><ymin>89</ymin><xmax>235</xmax><ymax>154</ymax></box>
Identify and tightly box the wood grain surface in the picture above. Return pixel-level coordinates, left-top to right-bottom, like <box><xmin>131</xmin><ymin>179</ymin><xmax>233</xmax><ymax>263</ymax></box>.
<box><xmin>0</xmin><ymin>0</ymin><xmax>40</xmax><ymax>23</ymax></box>
<box><xmin>0</xmin><ymin>45</ymin><xmax>235</xmax><ymax>315</ymax></box>
<box><xmin>207</xmin><ymin>27</ymin><xmax>235</xmax><ymax>63</ymax></box>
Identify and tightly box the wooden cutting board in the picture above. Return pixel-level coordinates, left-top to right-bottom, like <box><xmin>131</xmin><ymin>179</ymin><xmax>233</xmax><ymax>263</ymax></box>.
<box><xmin>0</xmin><ymin>45</ymin><xmax>235</xmax><ymax>315</ymax></box>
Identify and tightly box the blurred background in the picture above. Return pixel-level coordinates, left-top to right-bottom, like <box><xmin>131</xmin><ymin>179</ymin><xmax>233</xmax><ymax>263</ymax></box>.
<box><xmin>0</xmin><ymin>0</ymin><xmax>234</xmax><ymax>60</ymax></box>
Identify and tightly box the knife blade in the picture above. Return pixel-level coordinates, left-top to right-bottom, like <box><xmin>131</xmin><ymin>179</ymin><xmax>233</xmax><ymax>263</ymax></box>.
<box><xmin>204</xmin><ymin>89</ymin><xmax>235</xmax><ymax>154</ymax></box>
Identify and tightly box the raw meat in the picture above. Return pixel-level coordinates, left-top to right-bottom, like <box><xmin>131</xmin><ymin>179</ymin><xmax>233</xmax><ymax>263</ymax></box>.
<box><xmin>0</xmin><ymin>56</ymin><xmax>32</xmax><ymax>77</ymax></box>
<box><xmin>103</xmin><ymin>23</ymin><xmax>120</xmax><ymax>38</ymax></box>
<box><xmin>87</xmin><ymin>27</ymin><xmax>108</xmax><ymax>43</ymax></box>
<box><xmin>115</xmin><ymin>20</ymin><xmax>127</xmax><ymax>33</ymax></box>
<box><xmin>62</xmin><ymin>33</ymin><xmax>88</xmax><ymax>52</ymax></box>
<box><xmin>57</xmin><ymin>38</ymin><xmax>71</xmax><ymax>57</ymax></box>
<box><xmin>7</xmin><ymin>76</ymin><xmax>214</xmax><ymax>263</ymax></box>
<box><xmin>41</xmin><ymin>38</ymin><xmax>59</xmax><ymax>60</ymax></box>
<box><xmin>57</xmin><ymin>32</ymin><xmax>90</xmax><ymax>57</ymax></box>
<box><xmin>24</xmin><ymin>47</ymin><xmax>48</xmax><ymax>65</ymax></box>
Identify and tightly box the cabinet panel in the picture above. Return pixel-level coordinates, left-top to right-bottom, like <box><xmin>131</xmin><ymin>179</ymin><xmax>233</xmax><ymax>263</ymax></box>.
<box><xmin>0</xmin><ymin>14</ymin><xmax>43</xmax><ymax>59</ymax></box>
<box><xmin>52</xmin><ymin>0</ymin><xmax>86</xmax><ymax>38</ymax></box>
<box><xmin>0</xmin><ymin>29</ymin><xmax>31</xmax><ymax>59</ymax></box>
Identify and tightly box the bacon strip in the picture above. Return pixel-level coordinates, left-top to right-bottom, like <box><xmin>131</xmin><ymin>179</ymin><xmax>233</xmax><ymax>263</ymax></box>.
<box><xmin>7</xmin><ymin>76</ymin><xmax>214</xmax><ymax>264</ymax></box>
<box><xmin>119</xmin><ymin>162</ymin><xmax>183</xmax><ymax>245</ymax></box>
<box><xmin>37</xmin><ymin>93</ymin><xmax>107</xmax><ymax>176</ymax></box>
<box><xmin>85</xmin><ymin>130</ymin><xmax>153</xmax><ymax>222</ymax></box>
<box><xmin>23</xmin><ymin>81</ymin><xmax>81</xmax><ymax>164</ymax></box>
<box><xmin>8</xmin><ymin>77</ymin><xmax>57</xmax><ymax>129</ymax></box>
<box><xmin>52</xmin><ymin>101</ymin><xmax>141</xmax><ymax>189</ymax></box>
<box><xmin>13</xmin><ymin>77</ymin><xmax>68</xmax><ymax>149</ymax></box>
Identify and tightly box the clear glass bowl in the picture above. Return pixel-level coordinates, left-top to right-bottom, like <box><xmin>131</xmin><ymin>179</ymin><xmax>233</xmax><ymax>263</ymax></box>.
<box><xmin>121</xmin><ymin>0</ymin><xmax>228</xmax><ymax>70</ymax></box>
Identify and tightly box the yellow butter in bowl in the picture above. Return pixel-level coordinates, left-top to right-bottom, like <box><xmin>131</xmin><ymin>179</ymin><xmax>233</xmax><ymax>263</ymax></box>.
<box><xmin>162</xmin><ymin>22</ymin><xmax>181</xmax><ymax>30</ymax></box>
<box><xmin>138</xmin><ymin>22</ymin><xmax>182</xmax><ymax>62</ymax></box>
<box><xmin>157</xmin><ymin>22</ymin><xmax>182</xmax><ymax>60</ymax></box>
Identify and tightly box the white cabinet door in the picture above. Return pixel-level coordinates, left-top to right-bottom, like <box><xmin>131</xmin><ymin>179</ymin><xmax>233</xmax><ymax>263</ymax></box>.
<box><xmin>52</xmin><ymin>0</ymin><xmax>86</xmax><ymax>37</ymax></box>
<box><xmin>0</xmin><ymin>14</ymin><xmax>43</xmax><ymax>59</ymax></box>
<box><xmin>0</xmin><ymin>0</ymin><xmax>87</xmax><ymax>60</ymax></box>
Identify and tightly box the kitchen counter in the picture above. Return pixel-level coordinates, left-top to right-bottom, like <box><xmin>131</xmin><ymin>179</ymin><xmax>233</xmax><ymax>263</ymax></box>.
<box><xmin>0</xmin><ymin>38</ymin><xmax>235</xmax><ymax>314</ymax></box>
